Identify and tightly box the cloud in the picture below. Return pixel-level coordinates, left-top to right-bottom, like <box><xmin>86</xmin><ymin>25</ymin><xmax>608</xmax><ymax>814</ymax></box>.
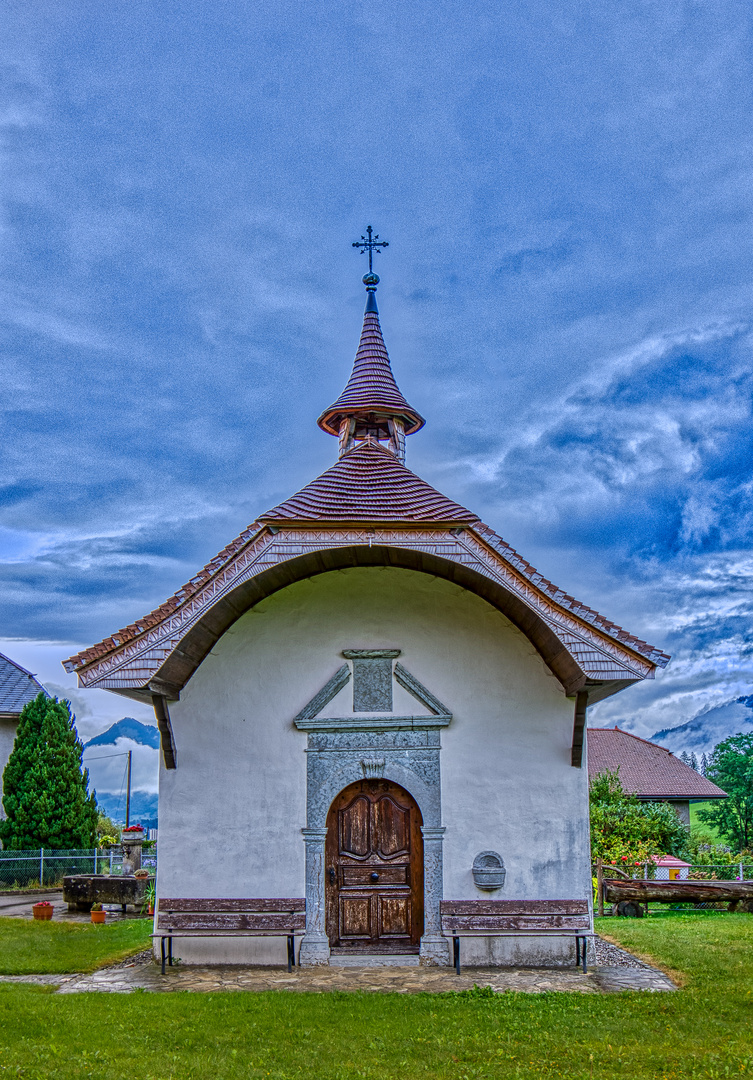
<box><xmin>83</xmin><ymin>739</ymin><xmax>159</xmax><ymax>798</ymax></box>
<box><xmin>1</xmin><ymin>2</ymin><xmax>751</xmax><ymax>734</ymax></box>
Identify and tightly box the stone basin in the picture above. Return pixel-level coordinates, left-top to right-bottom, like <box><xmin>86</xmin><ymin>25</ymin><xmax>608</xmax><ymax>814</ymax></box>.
<box><xmin>63</xmin><ymin>874</ymin><xmax>148</xmax><ymax>912</ymax></box>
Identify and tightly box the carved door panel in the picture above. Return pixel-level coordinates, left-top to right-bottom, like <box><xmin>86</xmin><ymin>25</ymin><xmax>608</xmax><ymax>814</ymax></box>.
<box><xmin>325</xmin><ymin>779</ymin><xmax>424</xmax><ymax>952</ymax></box>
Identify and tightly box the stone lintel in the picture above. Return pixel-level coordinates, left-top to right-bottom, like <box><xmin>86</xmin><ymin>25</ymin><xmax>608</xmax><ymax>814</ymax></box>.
<box><xmin>295</xmin><ymin>715</ymin><xmax>451</xmax><ymax>732</ymax></box>
<box><xmin>342</xmin><ymin>649</ymin><xmax>401</xmax><ymax>659</ymax></box>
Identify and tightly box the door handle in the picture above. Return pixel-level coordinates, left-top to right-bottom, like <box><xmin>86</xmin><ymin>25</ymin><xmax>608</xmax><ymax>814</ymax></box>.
<box><xmin>328</xmin><ymin>868</ymin><xmax>336</xmax><ymax>884</ymax></box>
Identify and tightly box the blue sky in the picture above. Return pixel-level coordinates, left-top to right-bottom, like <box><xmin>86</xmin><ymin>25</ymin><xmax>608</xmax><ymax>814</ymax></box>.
<box><xmin>1</xmin><ymin>1</ymin><xmax>751</xmax><ymax>740</ymax></box>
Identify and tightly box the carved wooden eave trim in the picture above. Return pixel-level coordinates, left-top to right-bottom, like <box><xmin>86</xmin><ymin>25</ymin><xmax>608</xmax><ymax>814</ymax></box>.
<box><xmin>64</xmin><ymin>523</ymin><xmax>665</xmax><ymax>704</ymax></box>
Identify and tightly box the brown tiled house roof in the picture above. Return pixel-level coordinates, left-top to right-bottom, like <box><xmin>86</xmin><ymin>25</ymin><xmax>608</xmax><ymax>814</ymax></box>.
<box><xmin>587</xmin><ymin>727</ymin><xmax>727</xmax><ymax>799</ymax></box>
<box><xmin>318</xmin><ymin>308</ymin><xmax>424</xmax><ymax>435</ymax></box>
<box><xmin>260</xmin><ymin>442</ymin><xmax>478</xmax><ymax>525</ymax></box>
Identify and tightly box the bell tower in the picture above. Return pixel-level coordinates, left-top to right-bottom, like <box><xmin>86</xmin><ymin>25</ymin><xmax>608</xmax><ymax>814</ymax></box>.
<box><xmin>317</xmin><ymin>228</ymin><xmax>424</xmax><ymax>463</ymax></box>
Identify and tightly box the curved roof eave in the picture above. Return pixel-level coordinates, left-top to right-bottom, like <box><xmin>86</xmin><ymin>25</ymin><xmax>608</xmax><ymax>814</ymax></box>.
<box><xmin>64</xmin><ymin>525</ymin><xmax>663</xmax><ymax>706</ymax></box>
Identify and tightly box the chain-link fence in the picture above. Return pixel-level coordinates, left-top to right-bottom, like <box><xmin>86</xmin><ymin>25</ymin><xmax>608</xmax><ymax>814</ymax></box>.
<box><xmin>598</xmin><ymin>862</ymin><xmax>753</xmax><ymax>881</ymax></box>
<box><xmin>0</xmin><ymin>847</ymin><xmax>157</xmax><ymax>890</ymax></box>
<box><xmin>684</xmin><ymin>864</ymin><xmax>753</xmax><ymax>881</ymax></box>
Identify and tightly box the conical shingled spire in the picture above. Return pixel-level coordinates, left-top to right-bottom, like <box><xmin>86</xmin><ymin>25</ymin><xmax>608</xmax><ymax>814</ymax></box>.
<box><xmin>318</xmin><ymin>287</ymin><xmax>425</xmax><ymax>461</ymax></box>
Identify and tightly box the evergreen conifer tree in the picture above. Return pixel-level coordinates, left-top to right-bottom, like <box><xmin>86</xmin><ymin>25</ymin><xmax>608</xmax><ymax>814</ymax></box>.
<box><xmin>0</xmin><ymin>692</ymin><xmax>97</xmax><ymax>849</ymax></box>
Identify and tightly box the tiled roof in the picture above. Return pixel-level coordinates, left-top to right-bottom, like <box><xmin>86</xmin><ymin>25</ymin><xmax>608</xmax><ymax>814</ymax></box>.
<box><xmin>587</xmin><ymin>727</ymin><xmax>727</xmax><ymax>799</ymax></box>
<box><xmin>64</xmin><ymin>449</ymin><xmax>668</xmax><ymax>676</ymax></box>
<box><xmin>318</xmin><ymin>305</ymin><xmax>425</xmax><ymax>435</ymax></box>
<box><xmin>260</xmin><ymin>442</ymin><xmax>478</xmax><ymax>524</ymax></box>
<box><xmin>0</xmin><ymin>653</ymin><xmax>45</xmax><ymax>715</ymax></box>
<box><xmin>475</xmin><ymin>526</ymin><xmax>669</xmax><ymax>667</ymax></box>
<box><xmin>63</xmin><ymin>522</ymin><xmax>267</xmax><ymax>671</ymax></box>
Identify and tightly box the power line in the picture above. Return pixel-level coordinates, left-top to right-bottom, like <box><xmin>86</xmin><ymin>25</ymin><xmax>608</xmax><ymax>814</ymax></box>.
<box><xmin>82</xmin><ymin>751</ymin><xmax>132</xmax><ymax>762</ymax></box>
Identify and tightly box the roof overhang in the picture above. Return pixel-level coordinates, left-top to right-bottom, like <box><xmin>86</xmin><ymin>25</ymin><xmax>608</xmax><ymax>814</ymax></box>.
<box><xmin>65</xmin><ymin>524</ymin><xmax>660</xmax><ymax>706</ymax></box>
<box><xmin>636</xmin><ymin>793</ymin><xmax>728</xmax><ymax>801</ymax></box>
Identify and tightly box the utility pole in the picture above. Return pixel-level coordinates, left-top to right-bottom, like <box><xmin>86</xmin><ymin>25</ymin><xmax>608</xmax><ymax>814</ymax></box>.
<box><xmin>125</xmin><ymin>750</ymin><xmax>132</xmax><ymax>828</ymax></box>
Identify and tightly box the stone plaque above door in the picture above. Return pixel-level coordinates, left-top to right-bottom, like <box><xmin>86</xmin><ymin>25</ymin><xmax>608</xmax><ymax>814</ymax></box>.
<box><xmin>343</xmin><ymin>649</ymin><xmax>400</xmax><ymax>712</ymax></box>
<box><xmin>295</xmin><ymin>650</ymin><xmax>452</xmax><ymax>730</ymax></box>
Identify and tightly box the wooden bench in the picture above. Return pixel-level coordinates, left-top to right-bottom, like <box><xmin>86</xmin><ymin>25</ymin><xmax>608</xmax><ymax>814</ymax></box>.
<box><xmin>154</xmin><ymin>898</ymin><xmax>306</xmax><ymax>974</ymax></box>
<box><xmin>440</xmin><ymin>900</ymin><xmax>593</xmax><ymax>974</ymax></box>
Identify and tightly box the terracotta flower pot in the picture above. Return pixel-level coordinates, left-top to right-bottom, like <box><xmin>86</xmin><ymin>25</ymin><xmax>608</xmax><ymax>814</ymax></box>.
<box><xmin>32</xmin><ymin>904</ymin><xmax>53</xmax><ymax>921</ymax></box>
<box><xmin>90</xmin><ymin>910</ymin><xmax>106</xmax><ymax>924</ymax></box>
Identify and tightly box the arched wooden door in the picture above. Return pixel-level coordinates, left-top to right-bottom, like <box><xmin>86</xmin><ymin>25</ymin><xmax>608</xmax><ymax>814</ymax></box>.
<box><xmin>325</xmin><ymin>779</ymin><xmax>424</xmax><ymax>953</ymax></box>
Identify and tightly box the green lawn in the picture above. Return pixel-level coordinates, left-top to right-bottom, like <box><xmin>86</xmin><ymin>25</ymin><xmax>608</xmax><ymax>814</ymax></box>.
<box><xmin>0</xmin><ymin>916</ymin><xmax>153</xmax><ymax>974</ymax></box>
<box><xmin>689</xmin><ymin>801</ymin><xmax>724</xmax><ymax>841</ymax></box>
<box><xmin>0</xmin><ymin>913</ymin><xmax>751</xmax><ymax>1079</ymax></box>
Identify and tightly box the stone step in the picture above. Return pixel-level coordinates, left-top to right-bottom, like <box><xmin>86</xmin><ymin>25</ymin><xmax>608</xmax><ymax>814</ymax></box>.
<box><xmin>328</xmin><ymin>954</ymin><xmax>421</xmax><ymax>967</ymax></box>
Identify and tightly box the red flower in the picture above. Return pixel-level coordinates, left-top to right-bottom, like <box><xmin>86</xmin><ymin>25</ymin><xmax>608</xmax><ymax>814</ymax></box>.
<box><xmin>621</xmin><ymin>856</ymin><xmax>628</xmax><ymax>861</ymax></box>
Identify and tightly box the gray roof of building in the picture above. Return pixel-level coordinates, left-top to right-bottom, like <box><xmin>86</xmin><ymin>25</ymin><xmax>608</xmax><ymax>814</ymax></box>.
<box><xmin>0</xmin><ymin>652</ymin><xmax>45</xmax><ymax>715</ymax></box>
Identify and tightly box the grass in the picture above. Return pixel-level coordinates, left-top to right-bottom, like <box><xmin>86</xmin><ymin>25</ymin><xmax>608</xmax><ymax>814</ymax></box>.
<box><xmin>0</xmin><ymin>916</ymin><xmax>153</xmax><ymax>974</ymax></box>
<box><xmin>690</xmin><ymin>801</ymin><xmax>724</xmax><ymax>841</ymax></box>
<box><xmin>0</xmin><ymin>913</ymin><xmax>750</xmax><ymax>1078</ymax></box>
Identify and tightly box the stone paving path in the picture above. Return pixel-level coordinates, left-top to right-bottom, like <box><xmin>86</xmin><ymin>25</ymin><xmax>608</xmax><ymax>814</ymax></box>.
<box><xmin>0</xmin><ymin>902</ymin><xmax>677</xmax><ymax>995</ymax></box>
<box><xmin>0</xmin><ymin>943</ymin><xmax>675</xmax><ymax>995</ymax></box>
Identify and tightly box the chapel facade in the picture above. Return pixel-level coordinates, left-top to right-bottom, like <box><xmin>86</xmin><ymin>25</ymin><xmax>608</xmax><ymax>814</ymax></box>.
<box><xmin>64</xmin><ymin>260</ymin><xmax>669</xmax><ymax>966</ymax></box>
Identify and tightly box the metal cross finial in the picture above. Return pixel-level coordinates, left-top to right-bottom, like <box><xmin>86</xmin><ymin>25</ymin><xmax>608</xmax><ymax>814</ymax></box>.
<box><xmin>352</xmin><ymin>226</ymin><xmax>389</xmax><ymax>274</ymax></box>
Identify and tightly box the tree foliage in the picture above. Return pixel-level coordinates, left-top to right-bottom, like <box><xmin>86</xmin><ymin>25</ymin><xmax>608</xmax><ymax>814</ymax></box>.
<box><xmin>698</xmin><ymin>733</ymin><xmax>753</xmax><ymax>853</ymax></box>
<box><xmin>589</xmin><ymin>768</ymin><xmax>690</xmax><ymax>866</ymax></box>
<box><xmin>0</xmin><ymin>693</ymin><xmax>98</xmax><ymax>850</ymax></box>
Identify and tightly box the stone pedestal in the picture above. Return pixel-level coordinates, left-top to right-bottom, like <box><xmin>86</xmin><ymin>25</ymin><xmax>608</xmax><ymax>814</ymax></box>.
<box><xmin>420</xmin><ymin>826</ymin><xmax>450</xmax><ymax>965</ymax></box>
<box><xmin>298</xmin><ymin>828</ymin><xmax>330</xmax><ymax>966</ymax></box>
<box><xmin>121</xmin><ymin>829</ymin><xmax>144</xmax><ymax>876</ymax></box>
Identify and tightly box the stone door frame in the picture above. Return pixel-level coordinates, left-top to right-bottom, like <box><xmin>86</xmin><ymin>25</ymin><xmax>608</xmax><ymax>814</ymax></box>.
<box><xmin>295</xmin><ymin>654</ymin><xmax>451</xmax><ymax>966</ymax></box>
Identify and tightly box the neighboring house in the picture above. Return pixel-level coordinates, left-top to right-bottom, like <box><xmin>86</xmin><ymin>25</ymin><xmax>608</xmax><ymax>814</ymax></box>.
<box><xmin>0</xmin><ymin>652</ymin><xmax>45</xmax><ymax>817</ymax></box>
<box><xmin>587</xmin><ymin>726</ymin><xmax>727</xmax><ymax>823</ymax></box>
<box><xmin>64</xmin><ymin>272</ymin><xmax>670</xmax><ymax>968</ymax></box>
<box><xmin>652</xmin><ymin>855</ymin><xmax>691</xmax><ymax>880</ymax></box>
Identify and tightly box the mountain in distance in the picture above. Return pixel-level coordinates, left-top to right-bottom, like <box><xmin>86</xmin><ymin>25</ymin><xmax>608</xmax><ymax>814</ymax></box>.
<box><xmin>650</xmin><ymin>696</ymin><xmax>753</xmax><ymax>755</ymax></box>
<box><xmin>83</xmin><ymin>718</ymin><xmax>160</xmax><ymax>827</ymax></box>
<box><xmin>83</xmin><ymin>717</ymin><xmax>160</xmax><ymax>750</ymax></box>
<box><xmin>95</xmin><ymin>791</ymin><xmax>158</xmax><ymax>829</ymax></box>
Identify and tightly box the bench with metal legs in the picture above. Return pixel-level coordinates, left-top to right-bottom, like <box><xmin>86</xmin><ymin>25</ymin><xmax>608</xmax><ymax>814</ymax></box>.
<box><xmin>442</xmin><ymin>900</ymin><xmax>593</xmax><ymax>975</ymax></box>
<box><xmin>153</xmin><ymin>898</ymin><xmax>306</xmax><ymax>975</ymax></box>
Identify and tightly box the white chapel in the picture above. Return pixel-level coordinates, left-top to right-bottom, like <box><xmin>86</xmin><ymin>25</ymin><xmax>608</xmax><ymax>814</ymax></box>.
<box><xmin>64</xmin><ymin>247</ymin><xmax>668</xmax><ymax>967</ymax></box>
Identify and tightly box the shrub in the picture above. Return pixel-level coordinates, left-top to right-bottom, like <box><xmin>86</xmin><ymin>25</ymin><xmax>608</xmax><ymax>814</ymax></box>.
<box><xmin>590</xmin><ymin>768</ymin><xmax>690</xmax><ymax>864</ymax></box>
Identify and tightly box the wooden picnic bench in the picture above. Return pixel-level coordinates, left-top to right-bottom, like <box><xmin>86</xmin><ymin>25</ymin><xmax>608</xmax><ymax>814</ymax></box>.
<box><xmin>440</xmin><ymin>900</ymin><xmax>593</xmax><ymax>974</ymax></box>
<box><xmin>153</xmin><ymin>898</ymin><xmax>306</xmax><ymax>974</ymax></box>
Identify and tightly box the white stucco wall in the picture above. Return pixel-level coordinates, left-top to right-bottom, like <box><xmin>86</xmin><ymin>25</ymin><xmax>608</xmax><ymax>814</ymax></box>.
<box><xmin>0</xmin><ymin>719</ymin><xmax>19</xmax><ymax>818</ymax></box>
<box><xmin>158</xmin><ymin>566</ymin><xmax>592</xmax><ymax>965</ymax></box>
